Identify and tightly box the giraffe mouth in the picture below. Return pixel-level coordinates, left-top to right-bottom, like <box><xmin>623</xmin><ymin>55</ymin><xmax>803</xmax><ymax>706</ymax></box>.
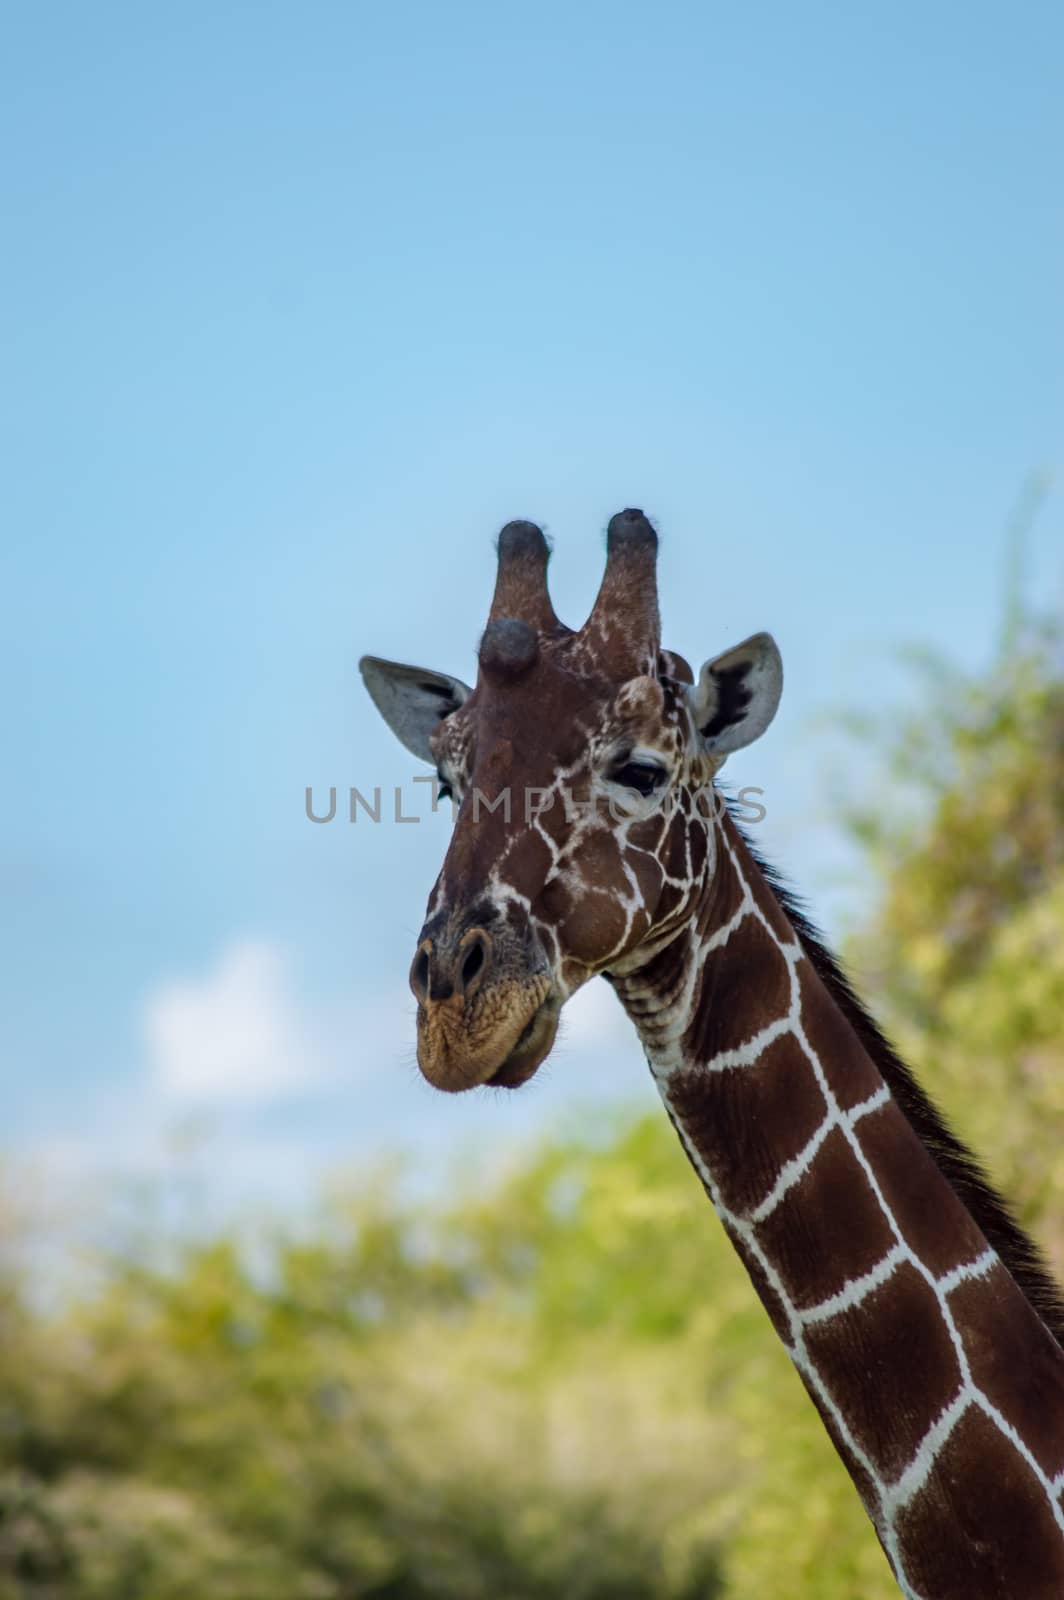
<box><xmin>414</xmin><ymin>978</ymin><xmax>560</xmax><ymax>1092</ymax></box>
<box><xmin>484</xmin><ymin>995</ymin><xmax>561</xmax><ymax>1089</ymax></box>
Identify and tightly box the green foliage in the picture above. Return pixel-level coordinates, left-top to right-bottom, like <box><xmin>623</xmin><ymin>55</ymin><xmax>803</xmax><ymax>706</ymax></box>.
<box><xmin>0</xmin><ymin>1154</ymin><xmax>732</xmax><ymax>1600</ymax></box>
<box><xmin>1</xmin><ymin>591</ymin><xmax>1061</xmax><ymax>1598</ymax></box>
<box><xmin>842</xmin><ymin>604</ymin><xmax>1064</xmax><ymax>1254</ymax></box>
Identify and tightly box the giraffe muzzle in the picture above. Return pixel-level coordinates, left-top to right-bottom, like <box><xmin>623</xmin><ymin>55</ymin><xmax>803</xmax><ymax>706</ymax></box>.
<box><xmin>409</xmin><ymin>919</ymin><xmax>559</xmax><ymax>1092</ymax></box>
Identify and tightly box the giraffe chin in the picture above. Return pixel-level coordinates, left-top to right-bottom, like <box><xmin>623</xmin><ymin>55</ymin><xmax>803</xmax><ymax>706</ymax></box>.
<box><xmin>416</xmin><ymin>993</ymin><xmax>560</xmax><ymax>1093</ymax></box>
<box><xmin>483</xmin><ymin>997</ymin><xmax>561</xmax><ymax>1089</ymax></box>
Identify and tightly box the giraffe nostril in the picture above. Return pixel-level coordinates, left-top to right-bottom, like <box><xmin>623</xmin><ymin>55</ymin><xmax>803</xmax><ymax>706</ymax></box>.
<box><xmin>410</xmin><ymin>945</ymin><xmax>431</xmax><ymax>1005</ymax></box>
<box><xmin>458</xmin><ymin>932</ymin><xmax>489</xmax><ymax>996</ymax></box>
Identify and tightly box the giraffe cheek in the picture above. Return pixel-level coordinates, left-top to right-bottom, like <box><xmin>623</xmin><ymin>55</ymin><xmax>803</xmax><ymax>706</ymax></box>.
<box><xmin>534</xmin><ymin>883</ymin><xmax>592</xmax><ymax>969</ymax></box>
<box><xmin>557</xmin><ymin>888</ymin><xmax>644</xmax><ymax>968</ymax></box>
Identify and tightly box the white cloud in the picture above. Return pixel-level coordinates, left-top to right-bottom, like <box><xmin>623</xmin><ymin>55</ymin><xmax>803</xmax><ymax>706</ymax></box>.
<box><xmin>143</xmin><ymin>938</ymin><xmax>322</xmax><ymax>1107</ymax></box>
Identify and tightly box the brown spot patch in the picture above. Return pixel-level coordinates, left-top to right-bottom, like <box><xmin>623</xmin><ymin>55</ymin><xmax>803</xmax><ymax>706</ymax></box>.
<box><xmin>755</xmin><ymin>1125</ymin><xmax>897</xmax><ymax>1310</ymax></box>
<box><xmin>683</xmin><ymin>914</ymin><xmax>793</xmax><ymax>1064</ymax></box>
<box><xmin>667</xmin><ymin>1035</ymin><xmax>827</xmax><ymax>1217</ymax></box>
<box><xmin>538</xmin><ymin>875</ymin><xmax>573</xmax><ymax>929</ymax></box>
<box><xmin>797</xmin><ymin>961</ymin><xmax>883</xmax><ymax>1111</ymax></box>
<box><xmin>503</xmin><ymin>822</ymin><xmax>555</xmax><ymax>902</ymax></box>
<box><xmin>696</xmin><ymin>841</ymin><xmax>746</xmax><ymax>937</ymax></box>
<box><xmin>717</xmin><ymin>827</ymin><xmax>794</xmax><ymax>943</ymax></box>
<box><xmin>652</xmin><ymin>874</ymin><xmax>690</xmax><ymax>929</ymax></box>
<box><xmin>804</xmin><ymin>1261</ymin><xmax>963</xmax><ymax>1482</ymax></box>
<box><xmin>950</xmin><ymin>1263</ymin><xmax>1064</xmax><ymax>1481</ymax></box>
<box><xmin>809</xmin><ymin>1390</ymin><xmax>882</xmax><ymax>1521</ymax></box>
<box><xmin>856</xmin><ymin>1100</ymin><xmax>988</xmax><ymax>1278</ymax></box>
<box><xmin>721</xmin><ymin>1221</ymin><xmax>793</xmax><ymax>1343</ymax></box>
<box><xmin>559</xmin><ymin>883</ymin><xmax>634</xmax><ymax>966</ymax></box>
<box><xmin>897</xmin><ymin>1405</ymin><xmax>1064</xmax><ymax>1598</ymax></box>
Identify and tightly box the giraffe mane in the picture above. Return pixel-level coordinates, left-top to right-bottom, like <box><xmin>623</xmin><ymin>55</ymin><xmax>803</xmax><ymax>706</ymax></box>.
<box><xmin>734</xmin><ymin>816</ymin><xmax>1064</xmax><ymax>1350</ymax></box>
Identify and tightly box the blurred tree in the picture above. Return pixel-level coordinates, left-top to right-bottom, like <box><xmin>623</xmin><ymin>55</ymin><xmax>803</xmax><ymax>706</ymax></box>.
<box><xmin>839</xmin><ymin>593</ymin><xmax>1064</xmax><ymax>1259</ymax></box>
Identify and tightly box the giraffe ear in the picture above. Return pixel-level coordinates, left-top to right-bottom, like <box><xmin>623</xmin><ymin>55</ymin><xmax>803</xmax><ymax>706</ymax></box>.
<box><xmin>360</xmin><ymin>656</ymin><xmax>472</xmax><ymax>764</ymax></box>
<box><xmin>689</xmin><ymin>632</ymin><xmax>783</xmax><ymax>755</ymax></box>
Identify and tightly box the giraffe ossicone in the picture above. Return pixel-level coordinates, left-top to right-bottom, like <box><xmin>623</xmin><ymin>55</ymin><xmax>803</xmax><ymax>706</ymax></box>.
<box><xmin>360</xmin><ymin>511</ymin><xmax>1064</xmax><ymax>1597</ymax></box>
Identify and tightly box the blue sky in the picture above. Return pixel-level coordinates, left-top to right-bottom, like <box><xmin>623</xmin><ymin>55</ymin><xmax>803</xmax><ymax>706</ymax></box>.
<box><xmin>2</xmin><ymin>2</ymin><xmax>1061</xmax><ymax>1222</ymax></box>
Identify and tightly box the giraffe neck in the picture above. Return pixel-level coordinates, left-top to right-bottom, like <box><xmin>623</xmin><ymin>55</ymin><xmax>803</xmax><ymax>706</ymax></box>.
<box><xmin>612</xmin><ymin>811</ymin><xmax>1064</xmax><ymax>1597</ymax></box>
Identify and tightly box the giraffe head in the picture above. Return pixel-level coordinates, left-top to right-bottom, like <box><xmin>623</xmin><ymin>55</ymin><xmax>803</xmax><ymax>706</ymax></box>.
<box><xmin>361</xmin><ymin>511</ymin><xmax>782</xmax><ymax>1092</ymax></box>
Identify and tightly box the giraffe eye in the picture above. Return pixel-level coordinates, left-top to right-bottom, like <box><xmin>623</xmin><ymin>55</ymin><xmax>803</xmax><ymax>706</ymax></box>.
<box><xmin>611</xmin><ymin>760</ymin><xmax>666</xmax><ymax>797</ymax></box>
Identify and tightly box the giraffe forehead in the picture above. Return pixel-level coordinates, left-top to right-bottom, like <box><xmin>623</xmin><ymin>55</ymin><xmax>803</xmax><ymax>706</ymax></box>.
<box><xmin>450</xmin><ymin>647</ymin><xmax>690</xmax><ymax>767</ymax></box>
<box><xmin>610</xmin><ymin>673</ymin><xmax>668</xmax><ymax>727</ymax></box>
<box><xmin>433</xmin><ymin>654</ymin><xmax>589</xmax><ymax>765</ymax></box>
<box><xmin>430</xmin><ymin>631</ymin><xmax>698</xmax><ymax>793</ymax></box>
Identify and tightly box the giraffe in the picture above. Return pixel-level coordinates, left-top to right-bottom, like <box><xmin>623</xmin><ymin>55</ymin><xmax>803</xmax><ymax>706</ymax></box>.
<box><xmin>360</xmin><ymin>510</ymin><xmax>1064</xmax><ymax>1597</ymax></box>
